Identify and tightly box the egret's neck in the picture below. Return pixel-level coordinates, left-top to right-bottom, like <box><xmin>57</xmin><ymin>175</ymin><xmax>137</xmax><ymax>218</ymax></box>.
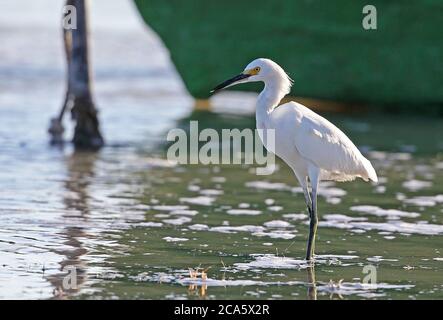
<box><xmin>257</xmin><ymin>83</ymin><xmax>284</xmax><ymax>113</ymax></box>
<box><xmin>256</xmin><ymin>76</ymin><xmax>289</xmax><ymax>122</ymax></box>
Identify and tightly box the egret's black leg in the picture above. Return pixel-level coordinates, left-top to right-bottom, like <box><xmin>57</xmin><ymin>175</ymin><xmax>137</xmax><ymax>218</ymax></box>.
<box><xmin>305</xmin><ymin>179</ymin><xmax>318</xmax><ymax>261</ymax></box>
<box><xmin>306</xmin><ymin>204</ymin><xmax>313</xmax><ymax>219</ymax></box>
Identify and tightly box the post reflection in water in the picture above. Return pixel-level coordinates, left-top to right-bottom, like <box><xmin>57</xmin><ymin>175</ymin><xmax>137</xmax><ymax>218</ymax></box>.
<box><xmin>46</xmin><ymin>151</ymin><xmax>98</xmax><ymax>298</ymax></box>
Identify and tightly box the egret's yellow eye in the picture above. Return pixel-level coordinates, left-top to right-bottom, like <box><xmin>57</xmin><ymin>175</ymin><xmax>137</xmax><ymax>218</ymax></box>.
<box><xmin>246</xmin><ymin>67</ymin><xmax>261</xmax><ymax>76</ymax></box>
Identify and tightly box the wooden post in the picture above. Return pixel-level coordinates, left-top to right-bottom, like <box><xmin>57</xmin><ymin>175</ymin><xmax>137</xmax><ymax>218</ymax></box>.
<box><xmin>49</xmin><ymin>0</ymin><xmax>104</xmax><ymax>149</ymax></box>
<box><xmin>70</xmin><ymin>0</ymin><xmax>104</xmax><ymax>149</ymax></box>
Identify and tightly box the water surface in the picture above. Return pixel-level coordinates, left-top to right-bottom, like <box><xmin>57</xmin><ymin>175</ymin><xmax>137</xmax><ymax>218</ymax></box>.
<box><xmin>1</xmin><ymin>0</ymin><xmax>443</xmax><ymax>300</ymax></box>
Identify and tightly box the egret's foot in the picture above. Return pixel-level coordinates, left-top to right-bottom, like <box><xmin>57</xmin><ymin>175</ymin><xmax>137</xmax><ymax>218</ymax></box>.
<box><xmin>305</xmin><ymin>253</ymin><xmax>316</xmax><ymax>263</ymax></box>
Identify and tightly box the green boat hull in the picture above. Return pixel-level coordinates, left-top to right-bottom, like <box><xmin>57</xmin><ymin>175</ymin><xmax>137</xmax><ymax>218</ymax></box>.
<box><xmin>134</xmin><ymin>0</ymin><xmax>443</xmax><ymax>111</ymax></box>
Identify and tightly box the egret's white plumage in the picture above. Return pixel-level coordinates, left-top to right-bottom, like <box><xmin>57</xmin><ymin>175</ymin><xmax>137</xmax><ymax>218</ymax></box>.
<box><xmin>212</xmin><ymin>58</ymin><xmax>378</xmax><ymax>260</ymax></box>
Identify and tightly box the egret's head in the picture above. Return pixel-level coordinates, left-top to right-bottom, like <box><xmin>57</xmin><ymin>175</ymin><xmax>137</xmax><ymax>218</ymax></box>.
<box><xmin>211</xmin><ymin>58</ymin><xmax>293</xmax><ymax>95</ymax></box>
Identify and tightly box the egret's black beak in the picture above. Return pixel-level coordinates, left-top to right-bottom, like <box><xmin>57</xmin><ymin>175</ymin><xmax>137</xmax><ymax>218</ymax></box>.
<box><xmin>210</xmin><ymin>73</ymin><xmax>250</xmax><ymax>93</ymax></box>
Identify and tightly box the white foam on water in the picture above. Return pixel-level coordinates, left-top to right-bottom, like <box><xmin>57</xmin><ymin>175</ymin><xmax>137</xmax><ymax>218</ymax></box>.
<box><xmin>320</xmin><ymin>219</ymin><xmax>443</xmax><ymax>235</ymax></box>
<box><xmin>265</xmin><ymin>199</ymin><xmax>275</xmax><ymax>205</ymax></box>
<box><xmin>142</xmin><ymin>273</ymin><xmax>304</xmax><ymax>287</ymax></box>
<box><xmin>169</xmin><ymin>209</ymin><xmax>199</xmax><ymax>216</ymax></box>
<box><xmin>374</xmin><ymin>185</ymin><xmax>386</xmax><ymax>194</ymax></box>
<box><xmin>234</xmin><ymin>254</ymin><xmax>309</xmax><ymax>270</ymax></box>
<box><xmin>320</xmin><ymin>181</ymin><xmax>337</xmax><ymax>188</ymax></box>
<box><xmin>162</xmin><ymin>217</ymin><xmax>192</xmax><ymax>225</ymax></box>
<box><xmin>139</xmin><ymin>222</ymin><xmax>163</xmax><ymax>227</ymax></box>
<box><xmin>323</xmin><ymin>214</ymin><xmax>368</xmax><ymax>222</ymax></box>
<box><xmin>210</xmin><ymin>225</ymin><xmax>265</xmax><ymax>234</ymax></box>
<box><xmin>188</xmin><ymin>224</ymin><xmax>210</xmax><ymax>231</ymax></box>
<box><xmin>350</xmin><ymin>229</ymin><xmax>367</xmax><ymax>234</ymax></box>
<box><xmin>315</xmin><ymin>254</ymin><xmax>359</xmax><ymax>260</ymax></box>
<box><xmin>402</xmin><ymin>179</ymin><xmax>432</xmax><ymax>192</ymax></box>
<box><xmin>263</xmin><ymin>220</ymin><xmax>292</xmax><ymax>228</ymax></box>
<box><xmin>291</xmin><ymin>186</ymin><xmax>304</xmax><ymax>193</ymax></box>
<box><xmin>234</xmin><ymin>254</ymin><xmax>358</xmax><ymax>271</ymax></box>
<box><xmin>403</xmin><ymin>195</ymin><xmax>443</xmax><ymax>207</ymax></box>
<box><xmin>252</xmin><ymin>231</ymin><xmax>296</xmax><ymax>239</ymax></box>
<box><xmin>326</xmin><ymin>197</ymin><xmax>342</xmax><ymax>204</ymax></box>
<box><xmin>367</xmin><ymin>256</ymin><xmax>399</xmax><ymax>262</ymax></box>
<box><xmin>179</xmin><ymin>196</ymin><xmax>215</xmax><ymax>206</ymax></box>
<box><xmin>268</xmin><ymin>206</ymin><xmax>283</xmax><ymax>212</ymax></box>
<box><xmin>226</xmin><ymin>209</ymin><xmax>262</xmax><ymax>216</ymax></box>
<box><xmin>153</xmin><ymin>205</ymin><xmax>189</xmax><ymax>211</ymax></box>
<box><xmin>163</xmin><ymin>237</ymin><xmax>189</xmax><ymax>242</ymax></box>
<box><xmin>245</xmin><ymin>181</ymin><xmax>290</xmax><ymax>191</ymax></box>
<box><xmin>283</xmin><ymin>213</ymin><xmax>309</xmax><ymax>221</ymax></box>
<box><xmin>154</xmin><ymin>213</ymin><xmax>170</xmax><ymax>218</ymax></box>
<box><xmin>188</xmin><ymin>185</ymin><xmax>200</xmax><ymax>192</ymax></box>
<box><xmin>396</xmin><ymin>193</ymin><xmax>406</xmax><ymax>201</ymax></box>
<box><xmin>317</xmin><ymin>281</ymin><xmax>414</xmax><ymax>297</ymax></box>
<box><xmin>433</xmin><ymin>258</ymin><xmax>443</xmax><ymax>261</ymax></box>
<box><xmin>319</xmin><ymin>220</ymin><xmax>357</xmax><ymax>230</ymax></box>
<box><xmin>291</xmin><ymin>185</ymin><xmax>347</xmax><ymax>203</ymax></box>
<box><xmin>350</xmin><ymin>205</ymin><xmax>420</xmax><ymax>219</ymax></box>
<box><xmin>377</xmin><ymin>177</ymin><xmax>388</xmax><ymax>184</ymax></box>
<box><xmin>199</xmin><ymin>189</ymin><xmax>224</xmax><ymax>196</ymax></box>
<box><xmin>318</xmin><ymin>187</ymin><xmax>347</xmax><ymax>198</ymax></box>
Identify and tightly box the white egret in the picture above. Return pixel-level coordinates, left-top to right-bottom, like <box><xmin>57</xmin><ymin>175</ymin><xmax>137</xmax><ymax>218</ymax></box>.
<box><xmin>211</xmin><ymin>58</ymin><xmax>378</xmax><ymax>261</ymax></box>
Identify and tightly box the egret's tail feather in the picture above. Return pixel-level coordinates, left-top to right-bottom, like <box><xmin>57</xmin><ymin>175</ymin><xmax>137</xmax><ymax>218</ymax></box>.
<box><xmin>362</xmin><ymin>158</ymin><xmax>378</xmax><ymax>183</ymax></box>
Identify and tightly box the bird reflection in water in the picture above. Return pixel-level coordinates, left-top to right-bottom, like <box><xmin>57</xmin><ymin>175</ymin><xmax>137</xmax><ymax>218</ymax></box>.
<box><xmin>306</xmin><ymin>266</ymin><xmax>317</xmax><ymax>300</ymax></box>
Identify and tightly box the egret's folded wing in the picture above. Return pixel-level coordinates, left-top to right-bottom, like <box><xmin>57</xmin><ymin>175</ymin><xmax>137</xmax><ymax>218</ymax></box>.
<box><xmin>292</xmin><ymin>103</ymin><xmax>374</xmax><ymax>180</ymax></box>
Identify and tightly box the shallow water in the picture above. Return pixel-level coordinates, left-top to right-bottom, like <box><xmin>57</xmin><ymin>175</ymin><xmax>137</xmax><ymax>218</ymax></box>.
<box><xmin>1</xmin><ymin>0</ymin><xmax>443</xmax><ymax>300</ymax></box>
<box><xmin>1</xmin><ymin>104</ymin><xmax>443</xmax><ymax>299</ymax></box>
